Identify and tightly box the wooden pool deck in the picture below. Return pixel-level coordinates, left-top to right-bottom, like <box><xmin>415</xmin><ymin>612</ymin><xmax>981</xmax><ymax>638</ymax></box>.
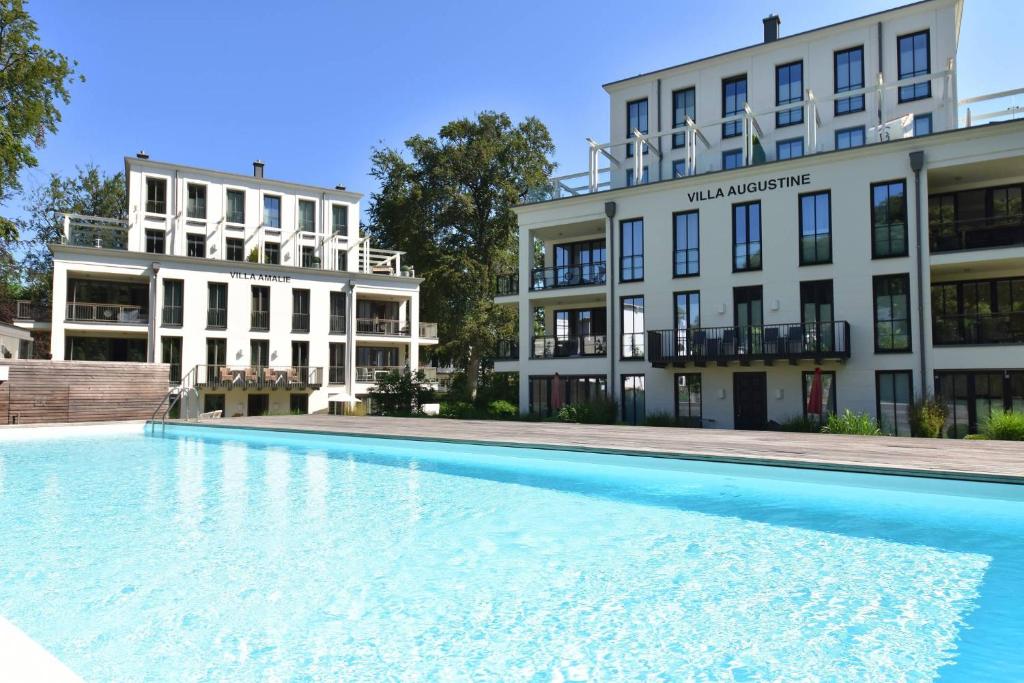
<box><xmin>190</xmin><ymin>415</ymin><xmax>1024</xmax><ymax>485</ymax></box>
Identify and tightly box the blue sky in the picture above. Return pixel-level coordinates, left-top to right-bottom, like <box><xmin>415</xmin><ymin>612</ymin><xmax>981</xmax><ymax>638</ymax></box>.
<box><xmin>12</xmin><ymin>0</ymin><xmax>1022</xmax><ymax>218</ymax></box>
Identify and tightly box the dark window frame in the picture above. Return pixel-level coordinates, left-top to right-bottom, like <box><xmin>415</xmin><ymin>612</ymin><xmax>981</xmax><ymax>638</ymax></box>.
<box><xmin>775</xmin><ymin>60</ymin><xmax>804</xmax><ymax>128</ymax></box>
<box><xmin>798</xmin><ymin>190</ymin><xmax>833</xmax><ymax>266</ymax></box>
<box><xmin>721</xmin><ymin>74</ymin><xmax>747</xmax><ymax>139</ymax></box>
<box><xmin>873</xmin><ymin>273</ymin><xmax>913</xmax><ymax>353</ymax></box>
<box><xmin>298</xmin><ymin>198</ymin><xmax>317</xmax><ymax>232</ymax></box>
<box><xmin>674</xmin><ymin>372</ymin><xmax>702</xmax><ymax>424</ymax></box>
<box><xmin>835</xmin><ymin>126</ymin><xmax>866</xmax><ymax>150</ymax></box>
<box><xmin>833</xmin><ymin>45</ymin><xmax>866</xmax><ymax>115</ymax></box>
<box><xmin>672</xmin><ymin>210</ymin><xmax>700</xmax><ymax>278</ymax></box>
<box><xmin>619</xmin><ymin>217</ymin><xmax>644</xmax><ymax>282</ymax></box>
<box><xmin>206</xmin><ymin>282</ymin><xmax>228</xmax><ymax>330</ymax></box>
<box><xmin>875</xmin><ymin>370</ymin><xmax>914</xmax><ymax>436</ymax></box>
<box><xmin>722</xmin><ymin>149</ymin><xmax>743</xmax><ymax>170</ymax></box>
<box><xmin>625</xmin><ymin>97</ymin><xmax>649</xmax><ymax>158</ymax></box>
<box><xmin>914</xmin><ymin>113</ymin><xmax>933</xmax><ymax>137</ymax></box>
<box><xmin>225</xmin><ymin>237</ymin><xmax>244</xmax><ymax>262</ymax></box>
<box><xmin>145</xmin><ymin>229</ymin><xmax>165</xmax><ymax>255</ymax></box>
<box><xmin>145</xmin><ymin>177</ymin><xmax>167</xmax><ymax>214</ymax></box>
<box><xmin>620</xmin><ymin>294</ymin><xmax>645</xmax><ymax>361</ymax></box>
<box><xmin>776</xmin><ymin>137</ymin><xmax>804</xmax><ymax>160</ymax></box>
<box><xmin>732</xmin><ymin>200</ymin><xmax>763</xmax><ymax>273</ymax></box>
<box><xmin>161</xmin><ymin>279</ymin><xmax>184</xmax><ymax>327</ymax></box>
<box><xmin>802</xmin><ymin>369</ymin><xmax>838</xmax><ymax>419</ymax></box>
<box><xmin>186</xmin><ymin>182</ymin><xmax>207</xmax><ymax>220</ymax></box>
<box><xmin>620</xmin><ymin>373</ymin><xmax>646</xmax><ymax>424</ymax></box>
<box><xmin>263</xmin><ymin>242</ymin><xmax>280</xmax><ymax>265</ymax></box>
<box><xmin>897</xmin><ymin>29</ymin><xmax>931</xmax><ymax>103</ymax></box>
<box><xmin>226</xmin><ymin>189</ymin><xmax>246</xmax><ymax>224</ymax></box>
<box><xmin>185</xmin><ymin>232</ymin><xmax>206</xmax><ymax>258</ymax></box>
<box><xmin>671</xmin><ymin>86</ymin><xmax>696</xmax><ymax>148</ymax></box>
<box><xmin>263</xmin><ymin>194</ymin><xmax>282</xmax><ymax>229</ymax></box>
<box><xmin>871</xmin><ymin>179</ymin><xmax>909</xmax><ymax>259</ymax></box>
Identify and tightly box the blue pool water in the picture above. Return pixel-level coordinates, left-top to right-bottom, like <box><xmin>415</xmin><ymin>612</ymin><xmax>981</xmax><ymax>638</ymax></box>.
<box><xmin>0</xmin><ymin>424</ymin><xmax>1022</xmax><ymax>681</ymax></box>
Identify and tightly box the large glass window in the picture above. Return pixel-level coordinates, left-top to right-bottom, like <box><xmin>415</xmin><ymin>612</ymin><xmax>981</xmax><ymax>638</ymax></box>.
<box><xmin>776</xmin><ymin>138</ymin><xmax>803</xmax><ymax>160</ymax></box>
<box><xmin>732</xmin><ymin>201</ymin><xmax>762</xmax><ymax>272</ymax></box>
<box><xmin>871</xmin><ymin>180</ymin><xmax>908</xmax><ymax>258</ymax></box>
<box><xmin>186</xmin><ymin>183</ymin><xmax>207</xmax><ymax>219</ymax></box>
<box><xmin>775</xmin><ymin>61</ymin><xmax>803</xmax><ymax>127</ymax></box>
<box><xmin>225</xmin><ymin>237</ymin><xmax>244</xmax><ymax>262</ymax></box>
<box><xmin>226</xmin><ymin>189</ymin><xmax>245</xmax><ymax>224</ymax></box>
<box><xmin>146</xmin><ymin>177</ymin><xmax>167</xmax><ymax>214</ymax></box>
<box><xmin>621</xmin><ymin>374</ymin><xmax>645</xmax><ymax>425</ymax></box>
<box><xmin>332</xmin><ymin>204</ymin><xmax>348</xmax><ymax>234</ymax></box>
<box><xmin>206</xmin><ymin>338</ymin><xmax>226</xmax><ymax>375</ymax></box>
<box><xmin>913</xmin><ymin>113</ymin><xmax>932</xmax><ymax>137</ymax></box>
<box><xmin>162</xmin><ymin>279</ymin><xmax>183</xmax><ymax>326</ymax></box>
<box><xmin>207</xmin><ymin>282</ymin><xmax>227</xmax><ymax>329</ymax></box>
<box><xmin>877</xmin><ymin>370</ymin><xmax>912</xmax><ymax>436</ymax></box>
<box><xmin>931</xmin><ymin>276</ymin><xmax>1024</xmax><ymax>345</ymax></box>
<box><xmin>528</xmin><ymin>375</ymin><xmax>607</xmax><ymax>417</ymax></box>
<box><xmin>835</xmin><ymin>126</ymin><xmax>866</xmax><ymax>150</ymax></box>
<box><xmin>675</xmin><ymin>374</ymin><xmax>702</xmax><ymax>426</ymax></box>
<box><xmin>263</xmin><ymin>195</ymin><xmax>281</xmax><ymax>228</ymax></box>
<box><xmin>799</xmin><ymin>191</ymin><xmax>832</xmax><ymax>265</ymax></box>
<box><xmin>250</xmin><ymin>339</ymin><xmax>270</xmax><ymax>368</ymax></box>
<box><xmin>620</xmin><ymin>218</ymin><xmax>644</xmax><ymax>282</ymax></box>
<box><xmin>673</xmin><ymin>211</ymin><xmax>699</xmax><ymax>277</ymax></box>
<box><xmin>328</xmin><ymin>342</ymin><xmax>346</xmax><ymax>384</ymax></box>
<box><xmin>145</xmin><ymin>229</ymin><xmax>165</xmax><ymax>255</ymax></box>
<box><xmin>329</xmin><ymin>291</ymin><xmax>347</xmax><ymax>333</ymax></box>
<box><xmin>803</xmin><ymin>370</ymin><xmax>837</xmax><ymax>420</ymax></box>
<box><xmin>834</xmin><ymin>46</ymin><xmax>865</xmax><ymax>115</ymax></box>
<box><xmin>722</xmin><ymin>149</ymin><xmax>743</xmax><ymax>170</ymax></box>
<box><xmin>263</xmin><ymin>242</ymin><xmax>280</xmax><ymax>265</ymax></box>
<box><xmin>674</xmin><ymin>291</ymin><xmax>700</xmax><ymax>357</ymax></box>
<box><xmin>898</xmin><ymin>30</ymin><xmax>931</xmax><ymax>102</ymax></box>
<box><xmin>292</xmin><ymin>289</ymin><xmax>310</xmax><ymax>333</ymax></box>
<box><xmin>625</xmin><ymin>167</ymin><xmax>648</xmax><ymax>187</ymax></box>
<box><xmin>298</xmin><ymin>199</ymin><xmax>316</xmax><ymax>232</ymax></box>
<box><xmin>621</xmin><ymin>295</ymin><xmax>645</xmax><ymax>359</ymax></box>
<box><xmin>722</xmin><ymin>75</ymin><xmax>747</xmax><ymax>138</ymax></box>
<box><xmin>937</xmin><ymin>371</ymin><xmax>1024</xmax><ymax>437</ymax></box>
<box><xmin>161</xmin><ymin>336</ymin><xmax>182</xmax><ymax>383</ymax></box>
<box><xmin>672</xmin><ymin>87</ymin><xmax>696</xmax><ymax>148</ymax></box>
<box><xmin>186</xmin><ymin>233</ymin><xmax>206</xmax><ymax>258</ymax></box>
<box><xmin>625</xmin><ymin>98</ymin><xmax>648</xmax><ymax>157</ymax></box>
<box><xmin>873</xmin><ymin>273</ymin><xmax>911</xmax><ymax>352</ymax></box>
<box><xmin>251</xmin><ymin>285</ymin><xmax>270</xmax><ymax>331</ymax></box>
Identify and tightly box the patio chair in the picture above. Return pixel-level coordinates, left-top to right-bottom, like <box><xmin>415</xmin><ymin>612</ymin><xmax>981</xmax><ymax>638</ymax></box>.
<box><xmin>763</xmin><ymin>327</ymin><xmax>780</xmax><ymax>355</ymax></box>
<box><xmin>785</xmin><ymin>325</ymin><xmax>804</xmax><ymax>354</ymax></box>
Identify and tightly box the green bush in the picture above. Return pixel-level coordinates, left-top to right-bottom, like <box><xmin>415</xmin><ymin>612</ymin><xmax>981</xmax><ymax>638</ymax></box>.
<box><xmin>644</xmin><ymin>412</ymin><xmax>680</xmax><ymax>427</ymax></box>
<box><xmin>439</xmin><ymin>401</ymin><xmax>481</xmax><ymax>419</ymax></box>
<box><xmin>487</xmin><ymin>400</ymin><xmax>519</xmax><ymax>419</ymax></box>
<box><xmin>777</xmin><ymin>415</ymin><xmax>821</xmax><ymax>433</ymax></box>
<box><xmin>909</xmin><ymin>397</ymin><xmax>948</xmax><ymax>438</ymax></box>
<box><xmin>981</xmin><ymin>411</ymin><xmax>1024</xmax><ymax>441</ymax></box>
<box><xmin>368</xmin><ymin>369</ymin><xmax>435</xmax><ymax>416</ymax></box>
<box><xmin>822</xmin><ymin>410</ymin><xmax>881</xmax><ymax>436</ymax></box>
<box><xmin>557</xmin><ymin>396</ymin><xmax>617</xmax><ymax>425</ymax></box>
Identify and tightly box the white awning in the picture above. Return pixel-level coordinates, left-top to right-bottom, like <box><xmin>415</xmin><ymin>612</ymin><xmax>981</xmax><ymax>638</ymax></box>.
<box><xmin>327</xmin><ymin>391</ymin><xmax>361</xmax><ymax>403</ymax></box>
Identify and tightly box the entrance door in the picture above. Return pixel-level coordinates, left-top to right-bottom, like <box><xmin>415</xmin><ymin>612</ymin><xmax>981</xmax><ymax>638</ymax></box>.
<box><xmin>734</xmin><ymin>286</ymin><xmax>763</xmax><ymax>355</ymax></box>
<box><xmin>733</xmin><ymin>372</ymin><xmax>767</xmax><ymax>430</ymax></box>
<box><xmin>247</xmin><ymin>393</ymin><xmax>269</xmax><ymax>416</ymax></box>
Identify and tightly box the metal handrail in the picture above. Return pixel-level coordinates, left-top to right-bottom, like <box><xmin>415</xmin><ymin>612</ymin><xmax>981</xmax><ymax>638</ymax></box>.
<box><xmin>207</xmin><ymin>308</ymin><xmax>227</xmax><ymax>328</ymax></box>
<box><xmin>648</xmin><ymin>321</ymin><xmax>851</xmax><ymax>364</ymax></box>
<box><xmin>932</xmin><ymin>311</ymin><xmax>1024</xmax><ymax>345</ymax></box>
<box><xmin>15</xmin><ymin>300</ymin><xmax>51</xmax><ymax>321</ymax></box>
<box><xmin>251</xmin><ymin>310</ymin><xmax>270</xmax><ymax>331</ymax></box>
<box><xmin>530</xmin><ymin>262</ymin><xmax>606</xmax><ymax>291</ymax></box>
<box><xmin>494</xmin><ymin>339</ymin><xmax>519</xmax><ymax>360</ymax></box>
<box><xmin>329</xmin><ymin>314</ymin><xmax>346</xmax><ymax>333</ymax></box>
<box><xmin>496</xmin><ymin>273</ymin><xmax>519</xmax><ymax>296</ymax></box>
<box><xmin>418</xmin><ymin>321</ymin><xmax>438</xmax><ymax>338</ymax></box>
<box><xmin>292</xmin><ymin>313</ymin><xmax>310</xmax><ymax>333</ymax></box>
<box><xmin>929</xmin><ymin>214</ymin><xmax>1024</xmax><ymax>252</ymax></box>
<box><xmin>67</xmin><ymin>302</ymin><xmax>147</xmax><ymax>324</ymax></box>
<box><xmin>355</xmin><ymin>318</ymin><xmax>409</xmax><ymax>336</ymax></box>
<box><xmin>355</xmin><ymin>365</ymin><xmax>404</xmax><ymax>382</ymax></box>
<box><xmin>531</xmin><ymin>335</ymin><xmax>606</xmax><ymax>358</ymax></box>
<box><xmin>191</xmin><ymin>364</ymin><xmax>324</xmax><ymax>389</ymax></box>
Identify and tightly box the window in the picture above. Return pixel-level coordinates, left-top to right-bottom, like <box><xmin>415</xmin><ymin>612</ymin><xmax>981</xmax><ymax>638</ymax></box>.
<box><xmin>251</xmin><ymin>285</ymin><xmax>270</xmax><ymax>331</ymax></box>
<box><xmin>674</xmin><ymin>291</ymin><xmax>700</xmax><ymax>358</ymax></box>
<box><xmin>722</xmin><ymin>149</ymin><xmax>743</xmax><ymax>170</ymax></box>
<box><xmin>203</xmin><ymin>393</ymin><xmax>225</xmax><ymax>415</ymax></box>
<box><xmin>290</xmin><ymin>394</ymin><xmax>309</xmax><ymax>415</ymax></box>
<box><xmin>799</xmin><ymin>191</ymin><xmax>832</xmax><ymax>265</ymax></box>
<box><xmin>620</xmin><ymin>218</ymin><xmax>644</xmax><ymax>281</ymax></box>
<box><xmin>625</xmin><ymin>167</ymin><xmax>648</xmax><ymax>186</ymax></box>
<box><xmin>621</xmin><ymin>295</ymin><xmax>645</xmax><ymax>359</ymax></box>
<box><xmin>871</xmin><ymin>180</ymin><xmax>908</xmax><ymax>258</ymax></box>
<box><xmin>186</xmin><ymin>233</ymin><xmax>206</xmax><ymax>258</ymax></box>
<box><xmin>186</xmin><ymin>183</ymin><xmax>207</xmax><ymax>219</ymax></box>
<box><xmin>292</xmin><ymin>289</ymin><xmax>310</xmax><ymax>333</ymax></box>
<box><xmin>207</xmin><ymin>282</ymin><xmax>227</xmax><ymax>329</ymax></box>
<box><xmin>876</xmin><ymin>370</ymin><xmax>913</xmax><ymax>436</ymax></box>
<box><xmin>625</xmin><ymin>98</ymin><xmax>648</xmax><ymax>157</ymax></box>
<box><xmin>931</xmin><ymin>276</ymin><xmax>1024</xmax><ymax>345</ymax></box>
<box><xmin>225</xmin><ymin>237</ymin><xmax>244</xmax><ymax>262</ymax></box>
<box><xmin>263</xmin><ymin>195</ymin><xmax>281</xmax><ymax>228</ymax></box>
<box><xmin>161</xmin><ymin>336</ymin><xmax>182</xmax><ymax>383</ymax></box>
<box><xmin>675</xmin><ymin>374</ymin><xmax>702</xmax><ymax>426</ymax></box>
<box><xmin>873</xmin><ymin>273</ymin><xmax>912</xmax><ymax>352</ymax></box>
<box><xmin>145</xmin><ymin>229</ymin><xmax>165</xmax><ymax>254</ymax></box>
<box><xmin>250</xmin><ymin>339</ymin><xmax>270</xmax><ymax>368</ymax></box>
<box><xmin>329</xmin><ymin>343</ymin><xmax>346</xmax><ymax>384</ymax></box>
<box><xmin>206</xmin><ymin>338</ymin><xmax>226</xmax><ymax>374</ymax></box>
<box><xmin>802</xmin><ymin>370</ymin><xmax>837</xmax><ymax>419</ymax></box>
<box><xmin>937</xmin><ymin>371</ymin><xmax>1024</xmax><ymax>436</ymax></box>
<box><xmin>672</xmin><ymin>87</ymin><xmax>696</xmax><ymax>147</ymax></box>
<box><xmin>834</xmin><ymin>46</ymin><xmax>865</xmax><ymax>115</ymax></box>
<box><xmin>775</xmin><ymin>61</ymin><xmax>804</xmax><ymax>127</ymax></box>
<box><xmin>298</xmin><ymin>199</ymin><xmax>316</xmax><ymax>232</ymax></box>
<box><xmin>226</xmin><ymin>189</ymin><xmax>245</xmax><ymax>224</ymax></box>
<box><xmin>913</xmin><ymin>113</ymin><xmax>932</xmax><ymax>137</ymax></box>
<box><xmin>898</xmin><ymin>30</ymin><xmax>931</xmax><ymax>102</ymax></box>
<box><xmin>672</xmin><ymin>160</ymin><xmax>688</xmax><ymax>178</ymax></box>
<box><xmin>263</xmin><ymin>242</ymin><xmax>280</xmax><ymax>265</ymax></box>
<box><xmin>835</xmin><ymin>126</ymin><xmax>866</xmax><ymax>150</ymax></box>
<box><xmin>329</xmin><ymin>291</ymin><xmax>346</xmax><ymax>333</ymax></box>
<box><xmin>336</xmin><ymin>249</ymin><xmax>348</xmax><ymax>271</ymax></box>
<box><xmin>529</xmin><ymin>375</ymin><xmax>608</xmax><ymax>417</ymax></box>
<box><xmin>722</xmin><ymin>75</ymin><xmax>747</xmax><ymax>138</ymax></box>
<box><xmin>162</xmin><ymin>279</ymin><xmax>183</xmax><ymax>326</ymax></box>
<box><xmin>301</xmin><ymin>245</ymin><xmax>316</xmax><ymax>268</ymax></box>
<box><xmin>621</xmin><ymin>374</ymin><xmax>646</xmax><ymax>425</ymax></box>
<box><xmin>732</xmin><ymin>201</ymin><xmax>762</xmax><ymax>271</ymax></box>
<box><xmin>146</xmin><ymin>177</ymin><xmax>167</xmax><ymax>214</ymax></box>
<box><xmin>673</xmin><ymin>211</ymin><xmax>699</xmax><ymax>277</ymax></box>
<box><xmin>332</xmin><ymin>204</ymin><xmax>348</xmax><ymax>234</ymax></box>
<box><xmin>291</xmin><ymin>340</ymin><xmax>309</xmax><ymax>369</ymax></box>
<box><xmin>776</xmin><ymin>138</ymin><xmax>803</xmax><ymax>160</ymax></box>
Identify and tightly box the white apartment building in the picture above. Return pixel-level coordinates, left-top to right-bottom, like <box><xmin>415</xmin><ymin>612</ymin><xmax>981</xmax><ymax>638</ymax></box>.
<box><xmin>14</xmin><ymin>156</ymin><xmax>438</xmax><ymax>417</ymax></box>
<box><xmin>494</xmin><ymin>0</ymin><xmax>1024</xmax><ymax>435</ymax></box>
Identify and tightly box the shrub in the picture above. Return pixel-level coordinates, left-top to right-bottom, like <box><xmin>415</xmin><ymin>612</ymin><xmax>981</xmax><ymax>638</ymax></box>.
<box><xmin>439</xmin><ymin>401</ymin><xmax>480</xmax><ymax>419</ymax></box>
<box><xmin>487</xmin><ymin>400</ymin><xmax>518</xmax><ymax>419</ymax></box>
<box><xmin>777</xmin><ymin>415</ymin><xmax>821</xmax><ymax>433</ymax></box>
<box><xmin>644</xmin><ymin>412</ymin><xmax>680</xmax><ymax>427</ymax></box>
<box><xmin>557</xmin><ymin>396</ymin><xmax>617</xmax><ymax>425</ymax></box>
<box><xmin>981</xmin><ymin>411</ymin><xmax>1024</xmax><ymax>441</ymax></box>
<box><xmin>368</xmin><ymin>369</ymin><xmax>435</xmax><ymax>416</ymax></box>
<box><xmin>822</xmin><ymin>410</ymin><xmax>881</xmax><ymax>436</ymax></box>
<box><xmin>909</xmin><ymin>397</ymin><xmax>948</xmax><ymax>438</ymax></box>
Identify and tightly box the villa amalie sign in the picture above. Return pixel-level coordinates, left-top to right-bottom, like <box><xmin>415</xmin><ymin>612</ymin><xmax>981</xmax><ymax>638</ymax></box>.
<box><xmin>229</xmin><ymin>271</ymin><xmax>291</xmax><ymax>283</ymax></box>
<box><xmin>686</xmin><ymin>173</ymin><xmax>812</xmax><ymax>203</ymax></box>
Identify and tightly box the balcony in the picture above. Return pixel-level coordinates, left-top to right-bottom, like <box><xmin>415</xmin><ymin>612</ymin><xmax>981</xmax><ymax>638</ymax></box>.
<box><xmin>496</xmin><ymin>273</ymin><xmax>519</xmax><ymax>296</ymax></box>
<box><xmin>162</xmin><ymin>305</ymin><xmax>183</xmax><ymax>327</ymax></box>
<box><xmin>648</xmin><ymin>321</ymin><xmax>851</xmax><ymax>367</ymax></box>
<box><xmin>930</xmin><ymin>215</ymin><xmax>1024</xmax><ymax>253</ymax></box>
<box><xmin>292</xmin><ymin>313</ymin><xmax>310</xmax><ymax>333</ymax></box>
<box><xmin>933</xmin><ymin>312</ymin><xmax>1024</xmax><ymax>345</ymax></box>
<box><xmin>355</xmin><ymin>365</ymin><xmax>404</xmax><ymax>382</ymax></box>
<box><xmin>531</xmin><ymin>335</ymin><xmax>606</xmax><ymax>359</ymax></box>
<box><xmin>67</xmin><ymin>302</ymin><xmax>147</xmax><ymax>324</ymax></box>
<box><xmin>418</xmin><ymin>321</ymin><xmax>438</xmax><ymax>339</ymax></box>
<box><xmin>193</xmin><ymin>365</ymin><xmax>323</xmax><ymax>390</ymax></box>
<box><xmin>328</xmin><ymin>365</ymin><xmax>346</xmax><ymax>384</ymax></box>
<box><xmin>356</xmin><ymin>318</ymin><xmax>409</xmax><ymax>336</ymax></box>
<box><xmin>63</xmin><ymin>213</ymin><xmax>129</xmax><ymax>250</ymax></box>
<box><xmin>15</xmin><ymin>300</ymin><xmax>50</xmax><ymax>322</ymax></box>
<box><xmin>494</xmin><ymin>339</ymin><xmax>519</xmax><ymax>361</ymax></box>
<box><xmin>251</xmin><ymin>310</ymin><xmax>270</xmax><ymax>331</ymax></box>
<box><xmin>207</xmin><ymin>308</ymin><xmax>227</xmax><ymax>329</ymax></box>
<box><xmin>329</xmin><ymin>315</ymin><xmax>346</xmax><ymax>334</ymax></box>
<box><xmin>530</xmin><ymin>262</ymin><xmax>606</xmax><ymax>291</ymax></box>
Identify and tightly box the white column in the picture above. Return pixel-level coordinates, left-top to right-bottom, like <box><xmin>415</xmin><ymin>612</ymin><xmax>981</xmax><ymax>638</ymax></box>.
<box><xmin>408</xmin><ymin>291</ymin><xmax>420</xmax><ymax>371</ymax></box>
<box><xmin>517</xmin><ymin>228</ymin><xmax>532</xmax><ymax>412</ymax></box>
<box><xmin>346</xmin><ymin>283</ymin><xmax>357</xmax><ymax>391</ymax></box>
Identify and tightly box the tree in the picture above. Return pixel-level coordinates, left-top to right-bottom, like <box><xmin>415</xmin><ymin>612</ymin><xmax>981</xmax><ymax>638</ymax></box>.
<box><xmin>368</xmin><ymin>369</ymin><xmax>436</xmax><ymax>416</ymax></box>
<box><xmin>0</xmin><ymin>0</ymin><xmax>82</xmax><ymax>238</ymax></box>
<box><xmin>367</xmin><ymin>112</ymin><xmax>555</xmax><ymax>398</ymax></box>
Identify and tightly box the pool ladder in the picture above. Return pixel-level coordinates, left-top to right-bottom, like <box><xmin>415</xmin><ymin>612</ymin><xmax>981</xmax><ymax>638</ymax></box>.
<box><xmin>149</xmin><ymin>366</ymin><xmax>199</xmax><ymax>434</ymax></box>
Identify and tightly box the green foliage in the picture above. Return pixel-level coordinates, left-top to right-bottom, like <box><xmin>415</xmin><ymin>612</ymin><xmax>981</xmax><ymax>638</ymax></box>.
<box><xmin>486</xmin><ymin>400</ymin><xmax>518</xmax><ymax>419</ymax></box>
<box><xmin>368</xmin><ymin>369</ymin><xmax>435</xmax><ymax>416</ymax></box>
<box><xmin>366</xmin><ymin>112</ymin><xmax>555</xmax><ymax>397</ymax></box>
<box><xmin>556</xmin><ymin>397</ymin><xmax>617</xmax><ymax>425</ymax></box>
<box><xmin>909</xmin><ymin>397</ymin><xmax>948</xmax><ymax>438</ymax></box>
<box><xmin>247</xmin><ymin>247</ymin><xmax>259</xmax><ymax>263</ymax></box>
<box><xmin>777</xmin><ymin>415</ymin><xmax>822</xmax><ymax>433</ymax></box>
<box><xmin>643</xmin><ymin>412</ymin><xmax>680</xmax><ymax>427</ymax></box>
<box><xmin>981</xmin><ymin>411</ymin><xmax>1024</xmax><ymax>441</ymax></box>
<box><xmin>439</xmin><ymin>401</ymin><xmax>481</xmax><ymax>419</ymax></box>
<box><xmin>822</xmin><ymin>410</ymin><xmax>882</xmax><ymax>436</ymax></box>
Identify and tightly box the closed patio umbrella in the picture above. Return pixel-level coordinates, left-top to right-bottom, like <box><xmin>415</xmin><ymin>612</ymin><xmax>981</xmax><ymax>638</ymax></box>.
<box><xmin>806</xmin><ymin>367</ymin><xmax>824</xmax><ymax>420</ymax></box>
<box><xmin>550</xmin><ymin>373</ymin><xmax>564</xmax><ymax>412</ymax></box>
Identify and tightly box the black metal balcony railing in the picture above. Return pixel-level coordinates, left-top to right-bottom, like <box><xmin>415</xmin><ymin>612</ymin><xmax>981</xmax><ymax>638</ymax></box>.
<box><xmin>194</xmin><ymin>365</ymin><xmax>323</xmax><ymax>390</ymax></box>
<box><xmin>933</xmin><ymin>312</ymin><xmax>1024</xmax><ymax>345</ymax></box>
<box><xmin>930</xmin><ymin>215</ymin><xmax>1024</xmax><ymax>253</ymax></box>
<box><xmin>648</xmin><ymin>321</ymin><xmax>852</xmax><ymax>366</ymax></box>
<box><xmin>621</xmin><ymin>332</ymin><xmax>645</xmax><ymax>359</ymax></box>
<box><xmin>162</xmin><ymin>305</ymin><xmax>183</xmax><ymax>327</ymax></box>
<box><xmin>531</xmin><ymin>335</ymin><xmax>606</xmax><ymax>359</ymax></box>
<box><xmin>66</xmin><ymin>302</ymin><xmax>147</xmax><ymax>324</ymax></box>
<box><xmin>207</xmin><ymin>308</ymin><xmax>227</xmax><ymax>329</ymax></box>
<box><xmin>496</xmin><ymin>273</ymin><xmax>519</xmax><ymax>296</ymax></box>
<box><xmin>495</xmin><ymin>339</ymin><xmax>519</xmax><ymax>361</ymax></box>
<box><xmin>15</xmin><ymin>300</ymin><xmax>50</xmax><ymax>321</ymax></box>
<box><xmin>356</xmin><ymin>318</ymin><xmax>408</xmax><ymax>336</ymax></box>
<box><xmin>328</xmin><ymin>365</ymin><xmax>346</xmax><ymax>384</ymax></box>
<box><xmin>292</xmin><ymin>313</ymin><xmax>310</xmax><ymax>333</ymax></box>
<box><xmin>251</xmin><ymin>310</ymin><xmax>269</xmax><ymax>331</ymax></box>
<box><xmin>329</xmin><ymin>314</ymin><xmax>346</xmax><ymax>334</ymax></box>
<box><xmin>530</xmin><ymin>262</ymin><xmax>606</xmax><ymax>291</ymax></box>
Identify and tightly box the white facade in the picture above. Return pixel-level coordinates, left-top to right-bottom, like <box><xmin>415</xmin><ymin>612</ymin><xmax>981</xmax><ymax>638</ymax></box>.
<box><xmin>495</xmin><ymin>0</ymin><xmax>1024</xmax><ymax>436</ymax></box>
<box><xmin>23</xmin><ymin>157</ymin><xmax>437</xmax><ymax>417</ymax></box>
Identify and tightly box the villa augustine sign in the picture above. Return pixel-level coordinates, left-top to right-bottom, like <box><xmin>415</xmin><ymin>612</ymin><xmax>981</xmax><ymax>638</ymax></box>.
<box><xmin>687</xmin><ymin>172</ymin><xmax>812</xmax><ymax>203</ymax></box>
<box><xmin>229</xmin><ymin>271</ymin><xmax>291</xmax><ymax>283</ymax></box>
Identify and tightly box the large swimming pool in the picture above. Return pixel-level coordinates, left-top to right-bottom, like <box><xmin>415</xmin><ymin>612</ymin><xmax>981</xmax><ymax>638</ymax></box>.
<box><xmin>0</xmin><ymin>423</ymin><xmax>1021</xmax><ymax>680</ymax></box>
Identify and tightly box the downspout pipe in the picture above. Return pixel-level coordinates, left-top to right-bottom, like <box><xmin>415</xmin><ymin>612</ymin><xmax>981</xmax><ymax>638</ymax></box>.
<box><xmin>605</xmin><ymin>201</ymin><xmax>617</xmax><ymax>401</ymax></box>
<box><xmin>909</xmin><ymin>150</ymin><xmax>927</xmax><ymax>396</ymax></box>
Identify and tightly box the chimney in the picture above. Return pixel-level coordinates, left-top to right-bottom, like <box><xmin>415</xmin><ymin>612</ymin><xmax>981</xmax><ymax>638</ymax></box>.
<box><xmin>763</xmin><ymin>14</ymin><xmax>781</xmax><ymax>43</ymax></box>
<box><xmin>136</xmin><ymin>150</ymin><xmax>149</xmax><ymax>159</ymax></box>
<box><xmin>335</xmin><ymin>184</ymin><xmax>346</xmax><ymax>191</ymax></box>
<box><xmin>253</xmin><ymin>160</ymin><xmax>264</xmax><ymax>178</ymax></box>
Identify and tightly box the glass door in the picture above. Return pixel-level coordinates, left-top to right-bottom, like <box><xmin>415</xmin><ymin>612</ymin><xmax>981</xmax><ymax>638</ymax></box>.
<box><xmin>800</xmin><ymin>280</ymin><xmax>835</xmax><ymax>352</ymax></box>
<box><xmin>733</xmin><ymin>286</ymin><xmax>763</xmax><ymax>355</ymax></box>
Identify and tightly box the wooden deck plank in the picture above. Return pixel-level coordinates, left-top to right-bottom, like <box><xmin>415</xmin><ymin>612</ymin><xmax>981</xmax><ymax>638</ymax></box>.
<box><xmin>185</xmin><ymin>415</ymin><xmax>1024</xmax><ymax>485</ymax></box>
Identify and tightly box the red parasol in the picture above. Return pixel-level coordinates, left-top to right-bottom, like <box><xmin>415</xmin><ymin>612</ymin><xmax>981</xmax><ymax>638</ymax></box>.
<box><xmin>806</xmin><ymin>367</ymin><xmax>823</xmax><ymax>417</ymax></box>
